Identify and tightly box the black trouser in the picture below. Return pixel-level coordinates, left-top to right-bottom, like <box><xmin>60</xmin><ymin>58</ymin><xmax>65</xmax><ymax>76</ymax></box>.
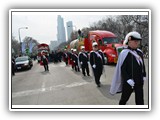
<box><xmin>44</xmin><ymin>64</ymin><xmax>49</xmax><ymax>71</ymax></box>
<box><xmin>75</xmin><ymin>64</ymin><xmax>80</xmax><ymax>72</ymax></box>
<box><xmin>81</xmin><ymin>64</ymin><xmax>89</xmax><ymax>76</ymax></box>
<box><xmin>65</xmin><ymin>61</ymin><xmax>68</xmax><ymax>65</ymax></box>
<box><xmin>119</xmin><ymin>83</ymin><xmax>144</xmax><ymax>105</ymax></box>
<box><xmin>12</xmin><ymin>67</ymin><xmax>15</xmax><ymax>75</ymax></box>
<box><xmin>64</xmin><ymin>58</ymin><xmax>68</xmax><ymax>65</ymax></box>
<box><xmin>93</xmin><ymin>70</ymin><xmax>102</xmax><ymax>85</ymax></box>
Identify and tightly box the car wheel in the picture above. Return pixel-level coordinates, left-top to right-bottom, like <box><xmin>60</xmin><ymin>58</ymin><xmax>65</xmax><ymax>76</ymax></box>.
<box><xmin>28</xmin><ymin>65</ymin><xmax>31</xmax><ymax>69</ymax></box>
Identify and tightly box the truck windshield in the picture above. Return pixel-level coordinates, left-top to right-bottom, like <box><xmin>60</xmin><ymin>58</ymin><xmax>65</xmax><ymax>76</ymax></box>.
<box><xmin>103</xmin><ymin>37</ymin><xmax>119</xmax><ymax>44</ymax></box>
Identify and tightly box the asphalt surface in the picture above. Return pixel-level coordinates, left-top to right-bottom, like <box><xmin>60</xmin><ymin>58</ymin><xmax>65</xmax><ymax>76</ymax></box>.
<box><xmin>11</xmin><ymin>59</ymin><xmax>149</xmax><ymax>107</ymax></box>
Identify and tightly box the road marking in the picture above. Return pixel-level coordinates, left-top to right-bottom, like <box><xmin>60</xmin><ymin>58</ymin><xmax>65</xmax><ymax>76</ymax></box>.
<box><xmin>66</xmin><ymin>82</ymin><xmax>88</xmax><ymax>88</ymax></box>
<box><xmin>41</xmin><ymin>81</ymin><xmax>46</xmax><ymax>92</ymax></box>
<box><xmin>51</xmin><ymin>63</ymin><xmax>66</xmax><ymax>67</ymax></box>
<box><xmin>12</xmin><ymin>81</ymin><xmax>89</xmax><ymax>98</ymax></box>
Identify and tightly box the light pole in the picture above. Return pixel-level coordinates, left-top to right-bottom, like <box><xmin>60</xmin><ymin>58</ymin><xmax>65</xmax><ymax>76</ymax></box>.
<box><xmin>18</xmin><ymin>27</ymin><xmax>28</xmax><ymax>55</ymax></box>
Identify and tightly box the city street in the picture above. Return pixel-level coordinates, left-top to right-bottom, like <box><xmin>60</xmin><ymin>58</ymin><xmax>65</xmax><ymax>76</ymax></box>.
<box><xmin>12</xmin><ymin>59</ymin><xmax>149</xmax><ymax>106</ymax></box>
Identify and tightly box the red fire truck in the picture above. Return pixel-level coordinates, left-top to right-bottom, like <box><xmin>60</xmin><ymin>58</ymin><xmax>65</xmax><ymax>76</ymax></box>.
<box><xmin>70</xmin><ymin>30</ymin><xmax>123</xmax><ymax>64</ymax></box>
<box><xmin>37</xmin><ymin>43</ymin><xmax>50</xmax><ymax>63</ymax></box>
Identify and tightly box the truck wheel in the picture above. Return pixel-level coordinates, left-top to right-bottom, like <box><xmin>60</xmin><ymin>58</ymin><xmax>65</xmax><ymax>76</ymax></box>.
<box><xmin>104</xmin><ymin>55</ymin><xmax>109</xmax><ymax>65</ymax></box>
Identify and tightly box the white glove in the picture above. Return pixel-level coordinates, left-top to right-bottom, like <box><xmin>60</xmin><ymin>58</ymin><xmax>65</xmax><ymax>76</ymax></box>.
<box><xmin>143</xmin><ymin>77</ymin><xmax>147</xmax><ymax>81</ymax></box>
<box><xmin>87</xmin><ymin>61</ymin><xmax>90</xmax><ymax>64</ymax></box>
<box><xmin>127</xmin><ymin>79</ymin><xmax>135</xmax><ymax>87</ymax></box>
<box><xmin>92</xmin><ymin>64</ymin><xmax>96</xmax><ymax>68</ymax></box>
<box><xmin>80</xmin><ymin>62</ymin><xmax>83</xmax><ymax>64</ymax></box>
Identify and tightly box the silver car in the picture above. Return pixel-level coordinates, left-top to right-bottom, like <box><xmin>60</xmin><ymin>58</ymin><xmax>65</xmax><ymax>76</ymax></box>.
<box><xmin>15</xmin><ymin>56</ymin><xmax>33</xmax><ymax>70</ymax></box>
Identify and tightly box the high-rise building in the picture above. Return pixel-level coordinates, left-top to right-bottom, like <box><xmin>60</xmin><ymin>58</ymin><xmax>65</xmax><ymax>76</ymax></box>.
<box><xmin>66</xmin><ymin>21</ymin><xmax>73</xmax><ymax>41</ymax></box>
<box><xmin>49</xmin><ymin>40</ymin><xmax>58</xmax><ymax>51</ymax></box>
<box><xmin>57</xmin><ymin>15</ymin><xmax>66</xmax><ymax>43</ymax></box>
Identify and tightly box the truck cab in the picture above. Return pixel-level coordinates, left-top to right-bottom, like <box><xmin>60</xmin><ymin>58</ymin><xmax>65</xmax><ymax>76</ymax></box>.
<box><xmin>85</xmin><ymin>30</ymin><xmax>123</xmax><ymax>64</ymax></box>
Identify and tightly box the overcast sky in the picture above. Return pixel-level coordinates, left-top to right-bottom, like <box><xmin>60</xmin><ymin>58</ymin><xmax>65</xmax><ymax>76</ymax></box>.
<box><xmin>12</xmin><ymin>12</ymin><xmax>107</xmax><ymax>44</ymax></box>
<box><xmin>11</xmin><ymin>10</ymin><xmax>148</xmax><ymax>45</ymax></box>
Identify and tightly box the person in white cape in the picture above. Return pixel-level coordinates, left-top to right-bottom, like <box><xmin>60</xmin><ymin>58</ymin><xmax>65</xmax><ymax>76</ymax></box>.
<box><xmin>110</xmin><ymin>31</ymin><xmax>147</xmax><ymax>105</ymax></box>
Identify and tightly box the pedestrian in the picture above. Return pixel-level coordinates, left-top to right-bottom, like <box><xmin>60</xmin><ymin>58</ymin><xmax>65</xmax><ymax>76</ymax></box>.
<box><xmin>70</xmin><ymin>49</ymin><xmax>75</xmax><ymax>70</ymax></box>
<box><xmin>68</xmin><ymin>49</ymin><xmax>73</xmax><ymax>67</ymax></box>
<box><xmin>12</xmin><ymin>57</ymin><xmax>15</xmax><ymax>76</ymax></box>
<box><xmin>72</xmin><ymin>49</ymin><xmax>80</xmax><ymax>72</ymax></box>
<box><xmin>41</xmin><ymin>53</ymin><xmax>49</xmax><ymax>71</ymax></box>
<box><xmin>78</xmin><ymin>46</ymin><xmax>90</xmax><ymax>76</ymax></box>
<box><xmin>110</xmin><ymin>31</ymin><xmax>147</xmax><ymax>105</ymax></box>
<box><xmin>63</xmin><ymin>49</ymin><xmax>69</xmax><ymax>66</ymax></box>
<box><xmin>90</xmin><ymin>42</ymin><xmax>105</xmax><ymax>87</ymax></box>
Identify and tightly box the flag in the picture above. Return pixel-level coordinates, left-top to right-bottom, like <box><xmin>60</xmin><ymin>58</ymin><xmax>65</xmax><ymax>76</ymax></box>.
<box><xmin>21</xmin><ymin>42</ymin><xmax>26</xmax><ymax>53</ymax></box>
<box><xmin>29</xmin><ymin>41</ymin><xmax>33</xmax><ymax>53</ymax></box>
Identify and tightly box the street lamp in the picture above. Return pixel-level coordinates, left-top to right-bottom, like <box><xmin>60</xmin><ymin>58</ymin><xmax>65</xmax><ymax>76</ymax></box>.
<box><xmin>18</xmin><ymin>27</ymin><xmax>28</xmax><ymax>54</ymax></box>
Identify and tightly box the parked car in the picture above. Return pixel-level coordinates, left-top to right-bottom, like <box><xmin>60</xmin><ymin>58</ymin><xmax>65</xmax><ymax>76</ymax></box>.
<box><xmin>15</xmin><ymin>56</ymin><xmax>33</xmax><ymax>70</ymax></box>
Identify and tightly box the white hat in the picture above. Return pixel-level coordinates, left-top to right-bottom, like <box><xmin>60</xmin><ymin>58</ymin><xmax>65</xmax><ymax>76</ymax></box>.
<box><xmin>41</xmin><ymin>50</ymin><xmax>45</xmax><ymax>54</ymax></box>
<box><xmin>73</xmin><ymin>49</ymin><xmax>77</xmax><ymax>52</ymax></box>
<box><xmin>123</xmin><ymin>31</ymin><xmax>142</xmax><ymax>45</ymax></box>
<box><xmin>81</xmin><ymin>46</ymin><xmax>85</xmax><ymax>49</ymax></box>
<box><xmin>92</xmin><ymin>42</ymin><xmax>98</xmax><ymax>47</ymax></box>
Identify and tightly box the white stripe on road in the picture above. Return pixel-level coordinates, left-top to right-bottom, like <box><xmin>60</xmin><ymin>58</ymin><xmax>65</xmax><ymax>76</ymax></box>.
<box><xmin>12</xmin><ymin>81</ymin><xmax>89</xmax><ymax>98</ymax></box>
<box><xmin>66</xmin><ymin>82</ymin><xmax>88</xmax><ymax>88</ymax></box>
<box><xmin>41</xmin><ymin>81</ymin><xmax>46</xmax><ymax>92</ymax></box>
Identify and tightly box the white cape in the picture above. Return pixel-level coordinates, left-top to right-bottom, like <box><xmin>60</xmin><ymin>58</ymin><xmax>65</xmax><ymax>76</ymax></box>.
<box><xmin>109</xmin><ymin>48</ymin><xmax>143</xmax><ymax>95</ymax></box>
<box><xmin>109</xmin><ymin>49</ymin><xmax>129</xmax><ymax>95</ymax></box>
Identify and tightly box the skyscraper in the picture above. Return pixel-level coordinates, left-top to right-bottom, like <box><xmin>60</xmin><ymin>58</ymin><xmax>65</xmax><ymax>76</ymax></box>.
<box><xmin>66</xmin><ymin>21</ymin><xmax>73</xmax><ymax>41</ymax></box>
<box><xmin>57</xmin><ymin>15</ymin><xmax>66</xmax><ymax>43</ymax></box>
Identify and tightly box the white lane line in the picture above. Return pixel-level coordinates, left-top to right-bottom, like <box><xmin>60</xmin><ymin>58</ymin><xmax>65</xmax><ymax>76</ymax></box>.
<box><xmin>41</xmin><ymin>81</ymin><xmax>46</xmax><ymax>92</ymax></box>
<box><xmin>66</xmin><ymin>82</ymin><xmax>88</xmax><ymax>88</ymax></box>
<box><xmin>12</xmin><ymin>82</ymin><xmax>89</xmax><ymax>98</ymax></box>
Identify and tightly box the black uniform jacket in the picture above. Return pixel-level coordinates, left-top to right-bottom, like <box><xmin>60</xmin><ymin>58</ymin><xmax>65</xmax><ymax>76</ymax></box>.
<box><xmin>121</xmin><ymin>48</ymin><xmax>146</xmax><ymax>86</ymax></box>
<box><xmin>73</xmin><ymin>53</ymin><xmax>79</xmax><ymax>65</ymax></box>
<box><xmin>63</xmin><ymin>52</ymin><xmax>68</xmax><ymax>61</ymax></box>
<box><xmin>79</xmin><ymin>52</ymin><xmax>89</xmax><ymax>65</ymax></box>
<box><xmin>90</xmin><ymin>50</ymin><xmax>105</xmax><ymax>74</ymax></box>
<box><xmin>41</xmin><ymin>56</ymin><xmax>48</xmax><ymax>65</ymax></box>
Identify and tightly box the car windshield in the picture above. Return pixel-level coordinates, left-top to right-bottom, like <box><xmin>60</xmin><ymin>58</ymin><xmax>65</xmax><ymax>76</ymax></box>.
<box><xmin>15</xmin><ymin>57</ymin><xmax>28</xmax><ymax>62</ymax></box>
<box><xmin>103</xmin><ymin>37</ymin><xmax>119</xmax><ymax>44</ymax></box>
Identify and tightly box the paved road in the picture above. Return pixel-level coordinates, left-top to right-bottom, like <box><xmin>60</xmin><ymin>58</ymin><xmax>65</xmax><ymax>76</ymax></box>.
<box><xmin>12</xmin><ymin>59</ymin><xmax>149</xmax><ymax>106</ymax></box>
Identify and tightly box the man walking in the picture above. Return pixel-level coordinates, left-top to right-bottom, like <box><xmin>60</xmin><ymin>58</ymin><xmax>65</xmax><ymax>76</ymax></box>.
<box><xmin>90</xmin><ymin>42</ymin><xmax>105</xmax><ymax>87</ymax></box>
<box><xmin>73</xmin><ymin>49</ymin><xmax>80</xmax><ymax>72</ymax></box>
<box><xmin>78</xmin><ymin>46</ymin><xmax>90</xmax><ymax>76</ymax></box>
<box><xmin>41</xmin><ymin>53</ymin><xmax>49</xmax><ymax>71</ymax></box>
<box><xmin>110</xmin><ymin>31</ymin><xmax>147</xmax><ymax>105</ymax></box>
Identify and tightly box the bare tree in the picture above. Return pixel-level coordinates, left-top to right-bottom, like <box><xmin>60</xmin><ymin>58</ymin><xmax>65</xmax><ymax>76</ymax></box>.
<box><xmin>12</xmin><ymin>36</ymin><xmax>20</xmax><ymax>56</ymax></box>
<box><xmin>23</xmin><ymin>36</ymin><xmax>40</xmax><ymax>54</ymax></box>
<box><xmin>63</xmin><ymin>15</ymin><xmax>149</xmax><ymax>49</ymax></box>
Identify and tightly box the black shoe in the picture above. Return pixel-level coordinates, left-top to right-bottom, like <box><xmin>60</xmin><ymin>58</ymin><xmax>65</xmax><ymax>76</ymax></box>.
<box><xmin>87</xmin><ymin>74</ymin><xmax>90</xmax><ymax>76</ymax></box>
<box><xmin>83</xmin><ymin>74</ymin><xmax>86</xmax><ymax>76</ymax></box>
<box><xmin>97</xmin><ymin>84</ymin><xmax>101</xmax><ymax>87</ymax></box>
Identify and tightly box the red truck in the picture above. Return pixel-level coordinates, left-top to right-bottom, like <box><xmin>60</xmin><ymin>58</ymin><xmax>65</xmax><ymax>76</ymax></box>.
<box><xmin>70</xmin><ymin>30</ymin><xmax>123</xmax><ymax>64</ymax></box>
<box><xmin>37</xmin><ymin>43</ymin><xmax>50</xmax><ymax>63</ymax></box>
